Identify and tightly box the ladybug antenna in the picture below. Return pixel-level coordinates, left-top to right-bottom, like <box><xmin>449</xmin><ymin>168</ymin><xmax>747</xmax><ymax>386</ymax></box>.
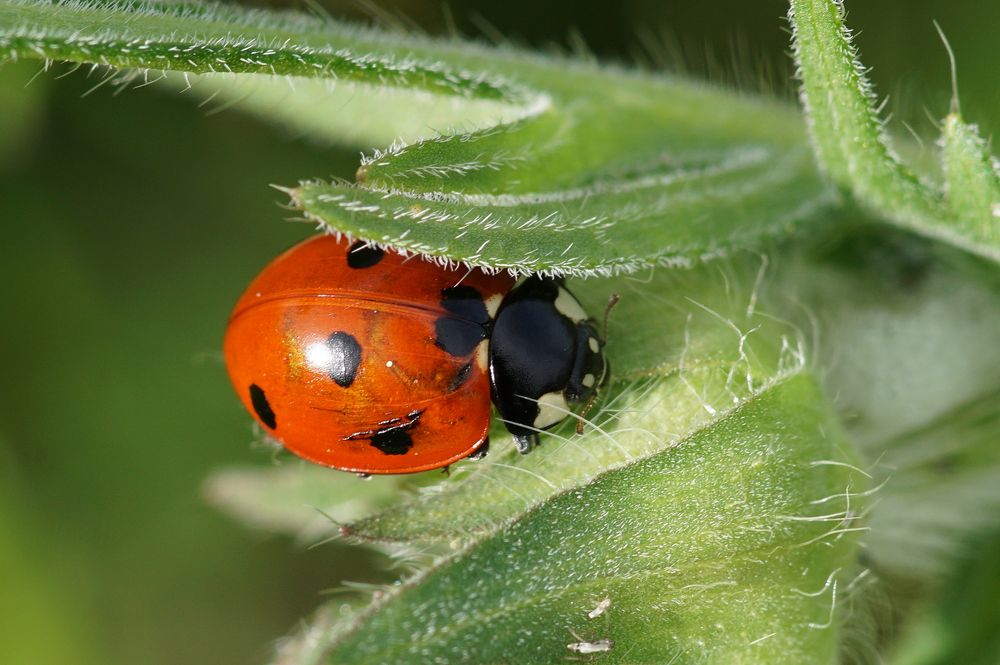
<box><xmin>600</xmin><ymin>293</ymin><xmax>621</xmax><ymax>344</ymax></box>
<box><xmin>575</xmin><ymin>396</ymin><xmax>598</xmax><ymax>435</ymax></box>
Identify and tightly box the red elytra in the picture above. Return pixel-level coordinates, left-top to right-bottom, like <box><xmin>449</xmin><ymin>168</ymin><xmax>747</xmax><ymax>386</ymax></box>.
<box><xmin>224</xmin><ymin>234</ymin><xmax>514</xmax><ymax>474</ymax></box>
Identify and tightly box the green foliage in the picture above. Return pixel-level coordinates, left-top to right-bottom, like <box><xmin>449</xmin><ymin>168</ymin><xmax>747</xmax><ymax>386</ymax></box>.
<box><xmin>0</xmin><ymin>0</ymin><xmax>835</xmax><ymax>276</ymax></box>
<box><xmin>0</xmin><ymin>0</ymin><xmax>521</xmax><ymax>98</ymax></box>
<box><xmin>322</xmin><ymin>377</ymin><xmax>864</xmax><ymax>664</ymax></box>
<box><xmin>2</xmin><ymin>0</ymin><xmax>999</xmax><ymax>663</ymax></box>
<box><xmin>788</xmin><ymin>0</ymin><xmax>1000</xmax><ymax>262</ymax></box>
<box><xmin>941</xmin><ymin>115</ymin><xmax>1000</xmax><ymax>238</ymax></box>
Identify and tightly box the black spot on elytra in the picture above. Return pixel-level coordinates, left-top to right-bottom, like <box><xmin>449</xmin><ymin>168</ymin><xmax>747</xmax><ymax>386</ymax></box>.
<box><xmin>345</xmin><ymin>410</ymin><xmax>422</xmax><ymax>456</ymax></box>
<box><xmin>436</xmin><ymin>286</ymin><xmax>490</xmax><ymax>357</ymax></box>
<box><xmin>441</xmin><ymin>286</ymin><xmax>489</xmax><ymax>322</ymax></box>
<box><xmin>435</xmin><ymin>318</ymin><xmax>486</xmax><ymax>357</ymax></box>
<box><xmin>346</xmin><ymin>241</ymin><xmax>384</xmax><ymax>269</ymax></box>
<box><xmin>249</xmin><ymin>384</ymin><xmax>276</xmax><ymax>429</ymax></box>
<box><xmin>325</xmin><ymin>332</ymin><xmax>362</xmax><ymax>387</ymax></box>
<box><xmin>448</xmin><ymin>361</ymin><xmax>473</xmax><ymax>392</ymax></box>
<box><xmin>368</xmin><ymin>429</ymin><xmax>413</xmax><ymax>455</ymax></box>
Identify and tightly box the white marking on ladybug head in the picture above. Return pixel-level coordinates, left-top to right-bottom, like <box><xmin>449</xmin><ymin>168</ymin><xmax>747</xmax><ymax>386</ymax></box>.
<box><xmin>534</xmin><ymin>391</ymin><xmax>569</xmax><ymax>429</ymax></box>
<box><xmin>588</xmin><ymin>336</ymin><xmax>600</xmax><ymax>353</ymax></box>
<box><xmin>554</xmin><ymin>287</ymin><xmax>588</xmax><ymax>323</ymax></box>
<box><xmin>582</xmin><ymin>373</ymin><xmax>596</xmax><ymax>388</ymax></box>
<box><xmin>484</xmin><ymin>292</ymin><xmax>504</xmax><ymax>319</ymax></box>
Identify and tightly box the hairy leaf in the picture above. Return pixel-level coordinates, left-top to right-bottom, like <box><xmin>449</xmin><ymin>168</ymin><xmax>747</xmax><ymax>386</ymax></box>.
<box><xmin>0</xmin><ymin>0</ymin><xmax>837</xmax><ymax>276</ymax></box>
<box><xmin>291</xmin><ymin>145</ymin><xmax>832</xmax><ymax>277</ymax></box>
<box><xmin>0</xmin><ymin>0</ymin><xmax>525</xmax><ymax>100</ymax></box>
<box><xmin>941</xmin><ymin>114</ymin><xmax>1000</xmax><ymax>241</ymax></box>
<box><xmin>788</xmin><ymin>0</ymin><xmax>1000</xmax><ymax>263</ymax></box>
<box><xmin>296</xmin><ymin>375</ymin><xmax>866</xmax><ymax>664</ymax></box>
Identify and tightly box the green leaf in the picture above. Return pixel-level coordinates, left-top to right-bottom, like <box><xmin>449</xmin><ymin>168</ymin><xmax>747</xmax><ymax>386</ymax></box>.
<box><xmin>301</xmin><ymin>375</ymin><xmax>867</xmax><ymax>664</ymax></box>
<box><xmin>788</xmin><ymin>0</ymin><xmax>1000</xmax><ymax>263</ymax></box>
<box><xmin>941</xmin><ymin>114</ymin><xmax>1000</xmax><ymax>241</ymax></box>
<box><xmin>0</xmin><ymin>0</ymin><xmax>525</xmax><ymax>101</ymax></box>
<box><xmin>290</xmin><ymin>144</ymin><xmax>832</xmax><ymax>277</ymax></box>
<box><xmin>0</xmin><ymin>0</ymin><xmax>837</xmax><ymax>276</ymax></box>
<box><xmin>273</xmin><ymin>602</ymin><xmax>365</xmax><ymax>665</ymax></box>
<box><xmin>176</xmin><ymin>72</ymin><xmax>522</xmax><ymax>151</ymax></box>
<box><xmin>287</xmin><ymin>57</ymin><xmax>834</xmax><ymax>276</ymax></box>
<box><xmin>203</xmin><ymin>464</ymin><xmax>404</xmax><ymax>542</ymax></box>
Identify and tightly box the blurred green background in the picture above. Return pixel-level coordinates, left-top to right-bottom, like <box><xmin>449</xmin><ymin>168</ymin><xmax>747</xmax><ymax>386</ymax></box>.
<box><xmin>0</xmin><ymin>1</ymin><xmax>996</xmax><ymax>663</ymax></box>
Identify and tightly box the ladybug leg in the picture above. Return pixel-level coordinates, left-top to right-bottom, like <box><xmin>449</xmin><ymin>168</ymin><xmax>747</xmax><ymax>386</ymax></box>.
<box><xmin>574</xmin><ymin>392</ymin><xmax>599</xmax><ymax>435</ymax></box>
<box><xmin>465</xmin><ymin>437</ymin><xmax>490</xmax><ymax>461</ymax></box>
<box><xmin>440</xmin><ymin>465</ymin><xmax>451</xmax><ymax>477</ymax></box>
<box><xmin>513</xmin><ymin>433</ymin><xmax>539</xmax><ymax>454</ymax></box>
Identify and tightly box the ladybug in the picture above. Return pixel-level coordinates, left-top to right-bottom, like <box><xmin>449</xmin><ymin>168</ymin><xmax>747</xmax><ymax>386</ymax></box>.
<box><xmin>224</xmin><ymin>234</ymin><xmax>610</xmax><ymax>474</ymax></box>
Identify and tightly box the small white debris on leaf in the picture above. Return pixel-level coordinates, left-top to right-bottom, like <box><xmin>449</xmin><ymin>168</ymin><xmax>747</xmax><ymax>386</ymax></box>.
<box><xmin>567</xmin><ymin>639</ymin><xmax>614</xmax><ymax>654</ymax></box>
<box><xmin>587</xmin><ymin>597</ymin><xmax>611</xmax><ymax>619</ymax></box>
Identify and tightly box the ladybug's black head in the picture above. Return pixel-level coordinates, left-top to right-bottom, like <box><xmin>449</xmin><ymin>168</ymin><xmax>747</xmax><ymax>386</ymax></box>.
<box><xmin>487</xmin><ymin>276</ymin><xmax>609</xmax><ymax>454</ymax></box>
